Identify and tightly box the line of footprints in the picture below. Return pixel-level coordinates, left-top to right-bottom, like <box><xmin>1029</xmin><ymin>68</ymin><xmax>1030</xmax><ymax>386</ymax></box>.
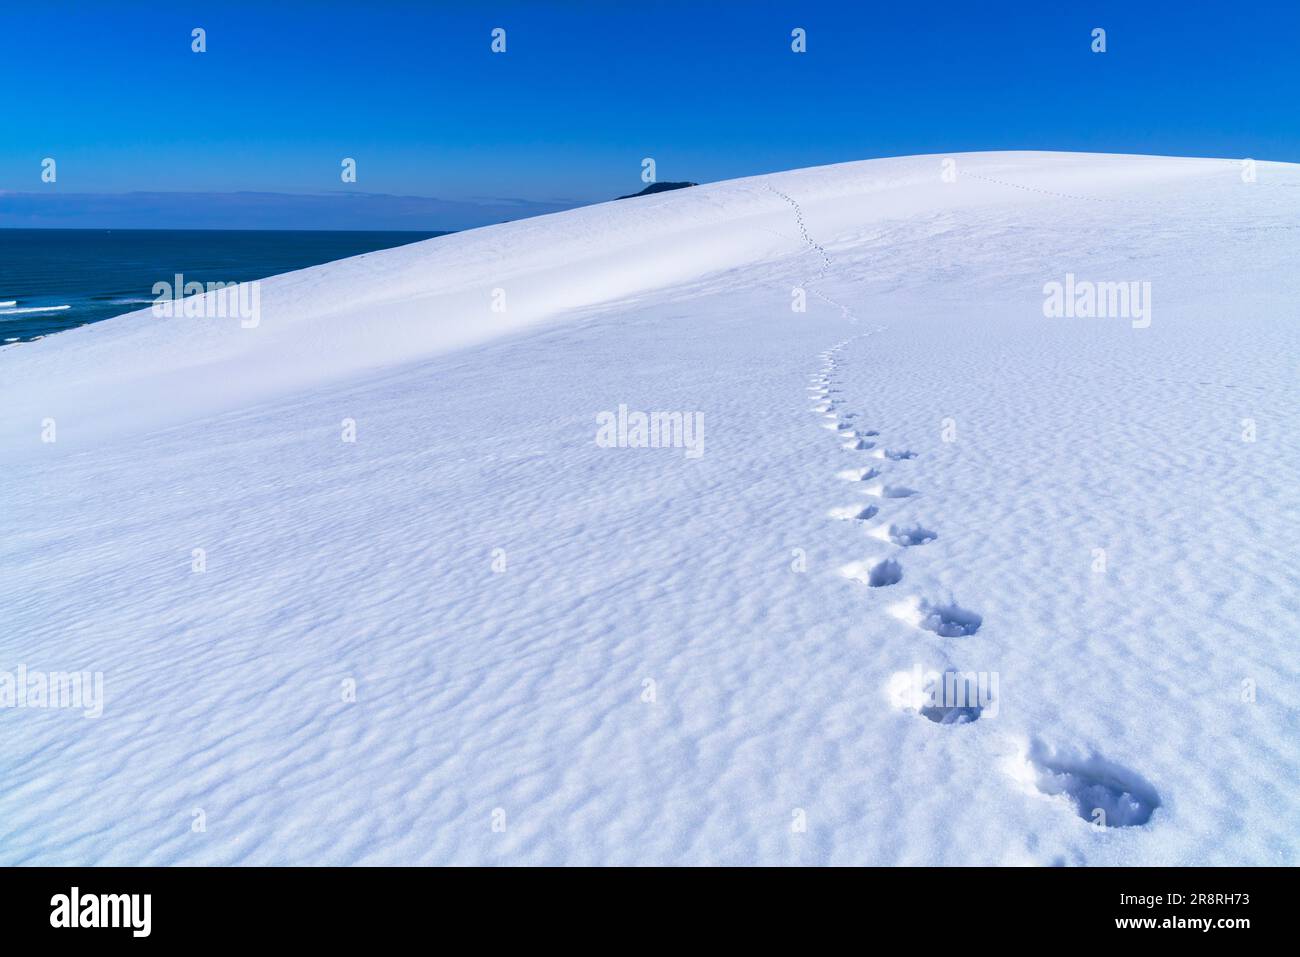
<box><xmin>765</xmin><ymin>183</ymin><xmax>855</xmax><ymax>322</ymax></box>
<box><xmin>807</xmin><ymin>338</ymin><xmax>1160</xmax><ymax>830</ymax></box>
<box><xmin>809</xmin><ymin>339</ymin><xmax>982</xmax><ymax>650</ymax></box>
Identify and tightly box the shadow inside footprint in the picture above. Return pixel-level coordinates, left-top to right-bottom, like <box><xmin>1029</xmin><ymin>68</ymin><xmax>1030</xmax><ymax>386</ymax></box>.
<box><xmin>921</xmin><ymin>602</ymin><xmax>981</xmax><ymax>637</ymax></box>
<box><xmin>889</xmin><ymin>667</ymin><xmax>988</xmax><ymax>724</ymax></box>
<box><xmin>922</xmin><ymin>682</ymin><xmax>984</xmax><ymax>723</ymax></box>
<box><xmin>1025</xmin><ymin>741</ymin><xmax>1160</xmax><ymax>828</ymax></box>
<box><xmin>837</xmin><ymin>467</ymin><xmax>881</xmax><ymax>482</ymax></box>
<box><xmin>883</xmin><ymin>449</ymin><xmax>918</xmax><ymax>460</ymax></box>
<box><xmin>866</xmin><ymin>484</ymin><xmax>917</xmax><ymax>499</ymax></box>
<box><xmin>883</xmin><ymin>523</ymin><xmax>937</xmax><ymax>546</ymax></box>
<box><xmin>840</xmin><ymin>557</ymin><xmax>902</xmax><ymax>587</ymax></box>
<box><xmin>893</xmin><ymin>598</ymin><xmax>981</xmax><ymax>636</ymax></box>
<box><xmin>865</xmin><ymin>558</ymin><xmax>903</xmax><ymax>587</ymax></box>
<box><xmin>828</xmin><ymin>504</ymin><xmax>879</xmax><ymax>521</ymax></box>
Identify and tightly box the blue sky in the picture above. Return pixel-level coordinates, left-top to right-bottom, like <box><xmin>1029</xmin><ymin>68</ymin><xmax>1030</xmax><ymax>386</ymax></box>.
<box><xmin>2</xmin><ymin>0</ymin><xmax>1297</xmax><ymax>228</ymax></box>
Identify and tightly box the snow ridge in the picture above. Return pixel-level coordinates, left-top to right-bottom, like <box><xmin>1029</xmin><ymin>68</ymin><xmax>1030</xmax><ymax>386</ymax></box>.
<box><xmin>765</xmin><ymin>182</ymin><xmax>858</xmax><ymax>323</ymax></box>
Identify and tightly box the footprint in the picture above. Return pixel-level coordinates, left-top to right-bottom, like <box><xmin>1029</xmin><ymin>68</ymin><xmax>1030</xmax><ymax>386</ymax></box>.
<box><xmin>889</xmin><ymin>596</ymin><xmax>982</xmax><ymax>636</ymax></box>
<box><xmin>922</xmin><ymin>696</ymin><xmax>983</xmax><ymax>723</ymax></box>
<box><xmin>857</xmin><ymin>556</ymin><xmax>899</xmax><ymax>587</ymax></box>
<box><xmin>871</xmin><ymin>523</ymin><xmax>937</xmax><ymax>546</ymax></box>
<box><xmin>1015</xmin><ymin>740</ymin><xmax>1160</xmax><ymax>828</ymax></box>
<box><xmin>836</xmin><ymin>467</ymin><xmax>881</xmax><ymax>482</ymax></box>
<box><xmin>827</xmin><ymin>504</ymin><xmax>879</xmax><ymax>521</ymax></box>
<box><xmin>872</xmin><ymin>448</ymin><xmax>917</xmax><ymax>460</ymax></box>
<box><xmin>859</xmin><ymin>429</ymin><xmax>880</xmax><ymax>437</ymax></box>
<box><xmin>841</xmin><ymin>558</ymin><xmax>903</xmax><ymax>587</ymax></box>
<box><xmin>888</xmin><ymin>668</ymin><xmax>988</xmax><ymax>724</ymax></box>
<box><xmin>863</xmin><ymin>483</ymin><xmax>917</xmax><ymax>499</ymax></box>
<box><xmin>842</xmin><ymin>438</ymin><xmax>876</xmax><ymax>451</ymax></box>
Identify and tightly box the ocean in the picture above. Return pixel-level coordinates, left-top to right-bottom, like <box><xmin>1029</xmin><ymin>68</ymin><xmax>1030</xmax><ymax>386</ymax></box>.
<box><xmin>0</xmin><ymin>228</ymin><xmax>446</xmax><ymax>343</ymax></box>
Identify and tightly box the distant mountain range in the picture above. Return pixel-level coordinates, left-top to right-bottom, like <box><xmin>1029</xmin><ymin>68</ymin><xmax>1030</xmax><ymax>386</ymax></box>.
<box><xmin>0</xmin><ymin>182</ymin><xmax>702</xmax><ymax>231</ymax></box>
<box><xmin>616</xmin><ymin>182</ymin><xmax>698</xmax><ymax>200</ymax></box>
<box><xmin>0</xmin><ymin>191</ymin><xmax>581</xmax><ymax>232</ymax></box>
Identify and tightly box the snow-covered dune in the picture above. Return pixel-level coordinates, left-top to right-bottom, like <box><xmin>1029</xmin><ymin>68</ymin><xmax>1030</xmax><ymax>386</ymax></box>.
<box><xmin>2</xmin><ymin>152</ymin><xmax>1298</xmax><ymax>864</ymax></box>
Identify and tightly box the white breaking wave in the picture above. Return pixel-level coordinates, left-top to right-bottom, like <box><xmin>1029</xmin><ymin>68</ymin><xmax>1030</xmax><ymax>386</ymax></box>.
<box><xmin>0</xmin><ymin>303</ymin><xmax>70</xmax><ymax>316</ymax></box>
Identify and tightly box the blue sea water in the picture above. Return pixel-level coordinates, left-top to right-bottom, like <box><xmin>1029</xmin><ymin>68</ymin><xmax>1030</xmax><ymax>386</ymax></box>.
<box><xmin>0</xmin><ymin>228</ymin><xmax>446</xmax><ymax>343</ymax></box>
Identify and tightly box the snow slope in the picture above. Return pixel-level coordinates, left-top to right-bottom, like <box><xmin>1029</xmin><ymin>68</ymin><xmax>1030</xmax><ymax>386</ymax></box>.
<box><xmin>1</xmin><ymin>152</ymin><xmax>1298</xmax><ymax>865</ymax></box>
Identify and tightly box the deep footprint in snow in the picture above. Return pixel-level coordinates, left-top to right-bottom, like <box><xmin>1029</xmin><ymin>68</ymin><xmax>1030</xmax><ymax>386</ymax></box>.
<box><xmin>873</xmin><ymin>448</ymin><xmax>917</xmax><ymax>461</ymax></box>
<box><xmin>866</xmin><ymin>558</ymin><xmax>903</xmax><ymax>587</ymax></box>
<box><xmin>890</xmin><ymin>596</ymin><xmax>982</xmax><ymax>636</ymax></box>
<box><xmin>872</xmin><ymin>523</ymin><xmax>938</xmax><ymax>546</ymax></box>
<box><xmin>840</xmin><ymin>558</ymin><xmax>903</xmax><ymax>587</ymax></box>
<box><xmin>1020</xmin><ymin>740</ymin><xmax>1160</xmax><ymax>828</ymax></box>
<box><xmin>827</xmin><ymin>504</ymin><xmax>879</xmax><ymax>521</ymax></box>
<box><xmin>836</xmin><ymin>467</ymin><xmax>881</xmax><ymax>482</ymax></box>
<box><xmin>922</xmin><ymin>697</ymin><xmax>982</xmax><ymax>724</ymax></box>
<box><xmin>842</xmin><ymin>437</ymin><xmax>875</xmax><ymax>451</ymax></box>
<box><xmin>889</xmin><ymin>668</ymin><xmax>986</xmax><ymax>724</ymax></box>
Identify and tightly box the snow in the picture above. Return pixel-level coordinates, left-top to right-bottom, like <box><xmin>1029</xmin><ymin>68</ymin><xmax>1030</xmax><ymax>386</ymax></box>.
<box><xmin>1</xmin><ymin>151</ymin><xmax>1298</xmax><ymax>865</ymax></box>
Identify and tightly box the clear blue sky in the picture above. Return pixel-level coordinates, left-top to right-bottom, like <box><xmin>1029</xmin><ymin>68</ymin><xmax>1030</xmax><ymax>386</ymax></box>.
<box><xmin>2</xmin><ymin>1</ymin><xmax>1297</xmax><ymax>227</ymax></box>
